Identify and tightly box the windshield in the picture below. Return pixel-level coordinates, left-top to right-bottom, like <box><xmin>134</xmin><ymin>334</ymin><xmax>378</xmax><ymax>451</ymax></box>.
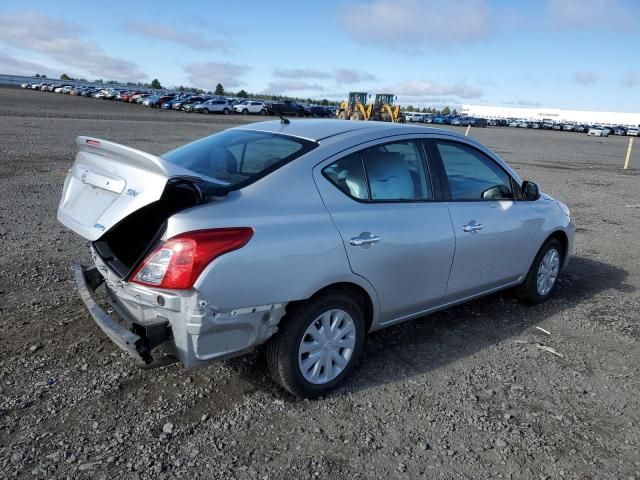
<box><xmin>162</xmin><ymin>129</ymin><xmax>318</xmax><ymax>191</ymax></box>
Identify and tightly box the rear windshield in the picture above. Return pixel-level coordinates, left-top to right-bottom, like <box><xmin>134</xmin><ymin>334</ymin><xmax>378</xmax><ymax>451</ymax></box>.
<box><xmin>161</xmin><ymin>130</ymin><xmax>317</xmax><ymax>190</ymax></box>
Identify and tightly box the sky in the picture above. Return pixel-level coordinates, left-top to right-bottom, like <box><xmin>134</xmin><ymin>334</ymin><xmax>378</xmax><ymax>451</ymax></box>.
<box><xmin>1</xmin><ymin>0</ymin><xmax>640</xmax><ymax>112</ymax></box>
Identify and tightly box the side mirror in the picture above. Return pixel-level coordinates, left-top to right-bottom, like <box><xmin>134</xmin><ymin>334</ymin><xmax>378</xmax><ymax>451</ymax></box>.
<box><xmin>521</xmin><ymin>181</ymin><xmax>540</xmax><ymax>201</ymax></box>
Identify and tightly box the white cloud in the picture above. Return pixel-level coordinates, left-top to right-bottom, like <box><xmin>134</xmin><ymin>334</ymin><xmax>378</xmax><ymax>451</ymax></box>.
<box><xmin>183</xmin><ymin>62</ymin><xmax>249</xmax><ymax>89</ymax></box>
<box><xmin>334</xmin><ymin>68</ymin><xmax>376</xmax><ymax>84</ymax></box>
<box><xmin>390</xmin><ymin>79</ymin><xmax>482</xmax><ymax>99</ymax></box>
<box><xmin>273</xmin><ymin>68</ymin><xmax>333</xmax><ymax>79</ymax></box>
<box><xmin>622</xmin><ymin>73</ymin><xmax>640</xmax><ymax>87</ymax></box>
<box><xmin>572</xmin><ymin>71</ymin><xmax>599</xmax><ymax>86</ymax></box>
<box><xmin>340</xmin><ymin>0</ymin><xmax>492</xmax><ymax>51</ymax></box>
<box><xmin>547</xmin><ymin>0</ymin><xmax>639</xmax><ymax>30</ymax></box>
<box><xmin>265</xmin><ymin>80</ymin><xmax>325</xmax><ymax>94</ymax></box>
<box><xmin>0</xmin><ymin>11</ymin><xmax>146</xmax><ymax>81</ymax></box>
<box><xmin>122</xmin><ymin>21</ymin><xmax>234</xmax><ymax>52</ymax></box>
<box><xmin>273</xmin><ymin>67</ymin><xmax>376</xmax><ymax>85</ymax></box>
<box><xmin>0</xmin><ymin>50</ymin><xmax>61</xmax><ymax>78</ymax></box>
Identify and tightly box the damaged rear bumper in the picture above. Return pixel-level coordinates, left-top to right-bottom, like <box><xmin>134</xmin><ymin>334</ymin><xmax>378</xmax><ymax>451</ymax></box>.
<box><xmin>73</xmin><ymin>262</ymin><xmax>177</xmax><ymax>368</ymax></box>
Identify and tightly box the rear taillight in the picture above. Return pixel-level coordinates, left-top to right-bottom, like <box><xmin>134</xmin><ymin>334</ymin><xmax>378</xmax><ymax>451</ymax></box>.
<box><xmin>130</xmin><ymin>228</ymin><xmax>253</xmax><ymax>290</ymax></box>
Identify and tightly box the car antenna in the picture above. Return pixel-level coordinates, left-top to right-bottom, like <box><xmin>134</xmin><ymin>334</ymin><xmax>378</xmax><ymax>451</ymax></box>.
<box><xmin>280</xmin><ymin>115</ymin><xmax>290</xmax><ymax>125</ymax></box>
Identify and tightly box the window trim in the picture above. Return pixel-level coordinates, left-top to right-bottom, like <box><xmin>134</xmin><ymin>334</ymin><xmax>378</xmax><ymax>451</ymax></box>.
<box><xmin>428</xmin><ymin>138</ymin><xmax>520</xmax><ymax>202</ymax></box>
<box><xmin>321</xmin><ymin>138</ymin><xmax>437</xmax><ymax>204</ymax></box>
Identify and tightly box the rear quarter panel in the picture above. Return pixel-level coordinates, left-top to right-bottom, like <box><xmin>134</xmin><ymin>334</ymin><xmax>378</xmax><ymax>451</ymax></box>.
<box><xmin>165</xmin><ymin>157</ymin><xmax>380</xmax><ymax>315</ymax></box>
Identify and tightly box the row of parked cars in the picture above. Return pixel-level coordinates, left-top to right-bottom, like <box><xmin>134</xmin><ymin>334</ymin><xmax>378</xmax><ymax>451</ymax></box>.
<box><xmin>404</xmin><ymin>112</ymin><xmax>638</xmax><ymax>137</ymax></box>
<box><xmin>21</xmin><ymin>82</ymin><xmax>336</xmax><ymax>118</ymax></box>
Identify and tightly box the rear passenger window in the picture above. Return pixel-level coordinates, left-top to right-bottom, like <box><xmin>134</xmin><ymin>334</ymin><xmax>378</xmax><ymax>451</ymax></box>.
<box><xmin>363</xmin><ymin>141</ymin><xmax>430</xmax><ymax>200</ymax></box>
<box><xmin>322</xmin><ymin>140</ymin><xmax>431</xmax><ymax>201</ymax></box>
<box><xmin>323</xmin><ymin>153</ymin><xmax>368</xmax><ymax>200</ymax></box>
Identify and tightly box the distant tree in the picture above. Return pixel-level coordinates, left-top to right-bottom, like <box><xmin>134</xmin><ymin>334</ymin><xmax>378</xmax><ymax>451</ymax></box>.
<box><xmin>214</xmin><ymin>83</ymin><xmax>224</xmax><ymax>95</ymax></box>
<box><xmin>41</xmin><ymin>74</ymin><xmax>47</xmax><ymax>78</ymax></box>
<box><xmin>320</xmin><ymin>98</ymin><xmax>329</xmax><ymax>106</ymax></box>
<box><xmin>178</xmin><ymin>85</ymin><xmax>186</xmax><ymax>92</ymax></box>
<box><xmin>35</xmin><ymin>74</ymin><xmax>40</xmax><ymax>78</ymax></box>
<box><xmin>60</xmin><ymin>73</ymin><xmax>71</xmax><ymax>81</ymax></box>
<box><xmin>150</xmin><ymin>78</ymin><xmax>162</xmax><ymax>89</ymax></box>
<box><xmin>451</xmin><ymin>108</ymin><xmax>458</xmax><ymax>116</ymax></box>
<box><xmin>442</xmin><ymin>106</ymin><xmax>451</xmax><ymax>115</ymax></box>
<box><xmin>94</xmin><ymin>79</ymin><xmax>103</xmax><ymax>84</ymax></box>
<box><xmin>237</xmin><ymin>89</ymin><xmax>248</xmax><ymax>98</ymax></box>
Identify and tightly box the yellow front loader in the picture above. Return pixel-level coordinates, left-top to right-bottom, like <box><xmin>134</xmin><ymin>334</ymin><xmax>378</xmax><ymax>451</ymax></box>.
<box><xmin>373</xmin><ymin>94</ymin><xmax>405</xmax><ymax>123</ymax></box>
<box><xmin>337</xmin><ymin>92</ymin><xmax>372</xmax><ymax>121</ymax></box>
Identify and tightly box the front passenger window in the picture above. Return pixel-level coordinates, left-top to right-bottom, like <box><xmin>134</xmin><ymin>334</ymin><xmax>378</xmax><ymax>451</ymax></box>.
<box><xmin>436</xmin><ymin>141</ymin><xmax>514</xmax><ymax>200</ymax></box>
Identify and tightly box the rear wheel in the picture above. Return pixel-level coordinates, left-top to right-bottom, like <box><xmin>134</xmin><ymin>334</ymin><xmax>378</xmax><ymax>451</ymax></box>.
<box><xmin>338</xmin><ymin>111</ymin><xmax>347</xmax><ymax>120</ymax></box>
<box><xmin>350</xmin><ymin>111</ymin><xmax>363</xmax><ymax>121</ymax></box>
<box><xmin>201</xmin><ymin>108</ymin><xmax>209</xmax><ymax>114</ymax></box>
<box><xmin>259</xmin><ymin>109</ymin><xmax>267</xmax><ymax>115</ymax></box>
<box><xmin>223</xmin><ymin>108</ymin><xmax>230</xmax><ymax>115</ymax></box>
<box><xmin>517</xmin><ymin>238</ymin><xmax>563</xmax><ymax>304</ymax></box>
<box><xmin>265</xmin><ymin>291</ymin><xmax>365</xmax><ymax>398</ymax></box>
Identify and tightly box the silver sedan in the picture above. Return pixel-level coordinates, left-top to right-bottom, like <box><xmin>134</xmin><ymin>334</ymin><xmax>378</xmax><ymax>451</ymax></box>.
<box><xmin>58</xmin><ymin>120</ymin><xmax>575</xmax><ymax>397</ymax></box>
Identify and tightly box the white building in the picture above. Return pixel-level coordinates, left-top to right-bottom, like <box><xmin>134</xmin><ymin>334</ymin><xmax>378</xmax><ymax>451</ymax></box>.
<box><xmin>461</xmin><ymin>104</ymin><xmax>640</xmax><ymax>127</ymax></box>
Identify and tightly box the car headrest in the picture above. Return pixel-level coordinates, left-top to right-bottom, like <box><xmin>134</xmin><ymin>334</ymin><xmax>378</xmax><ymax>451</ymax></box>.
<box><xmin>208</xmin><ymin>147</ymin><xmax>238</xmax><ymax>175</ymax></box>
<box><xmin>363</xmin><ymin>151</ymin><xmax>414</xmax><ymax>200</ymax></box>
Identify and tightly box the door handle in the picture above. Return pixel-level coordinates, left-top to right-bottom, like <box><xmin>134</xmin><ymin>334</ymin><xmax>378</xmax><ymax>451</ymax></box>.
<box><xmin>462</xmin><ymin>223</ymin><xmax>483</xmax><ymax>233</ymax></box>
<box><xmin>350</xmin><ymin>232</ymin><xmax>381</xmax><ymax>246</ymax></box>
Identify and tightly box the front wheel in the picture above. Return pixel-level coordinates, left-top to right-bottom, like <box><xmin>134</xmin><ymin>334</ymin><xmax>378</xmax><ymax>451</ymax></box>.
<box><xmin>201</xmin><ymin>108</ymin><xmax>209</xmax><ymax>114</ymax></box>
<box><xmin>265</xmin><ymin>291</ymin><xmax>365</xmax><ymax>398</ymax></box>
<box><xmin>517</xmin><ymin>238</ymin><xmax>563</xmax><ymax>304</ymax></box>
<box><xmin>223</xmin><ymin>108</ymin><xmax>229</xmax><ymax>115</ymax></box>
<box><xmin>259</xmin><ymin>109</ymin><xmax>266</xmax><ymax>115</ymax></box>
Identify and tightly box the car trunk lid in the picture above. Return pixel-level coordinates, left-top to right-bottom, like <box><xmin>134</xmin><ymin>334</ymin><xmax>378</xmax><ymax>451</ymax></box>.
<box><xmin>57</xmin><ymin>136</ymin><xmax>217</xmax><ymax>241</ymax></box>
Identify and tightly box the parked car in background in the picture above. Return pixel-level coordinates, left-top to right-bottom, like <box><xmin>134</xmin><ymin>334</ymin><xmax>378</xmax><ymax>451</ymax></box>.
<box><xmin>588</xmin><ymin>127</ymin><xmax>610</xmax><ymax>137</ymax></box>
<box><xmin>266</xmin><ymin>100</ymin><xmax>305</xmax><ymax>116</ymax></box>
<box><xmin>234</xmin><ymin>100</ymin><xmax>268</xmax><ymax>115</ymax></box>
<box><xmin>627</xmin><ymin>127</ymin><xmax>639</xmax><ymax>136</ymax></box>
<box><xmin>613</xmin><ymin>126</ymin><xmax>627</xmax><ymax>136</ymax></box>
<box><xmin>58</xmin><ymin>120</ymin><xmax>574</xmax><ymax>397</ymax></box>
<box><xmin>304</xmin><ymin>105</ymin><xmax>331</xmax><ymax>118</ymax></box>
<box><xmin>194</xmin><ymin>98</ymin><xmax>232</xmax><ymax>114</ymax></box>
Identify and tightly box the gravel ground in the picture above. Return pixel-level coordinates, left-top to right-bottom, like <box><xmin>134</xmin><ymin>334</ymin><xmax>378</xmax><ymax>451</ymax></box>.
<box><xmin>0</xmin><ymin>87</ymin><xmax>639</xmax><ymax>479</ymax></box>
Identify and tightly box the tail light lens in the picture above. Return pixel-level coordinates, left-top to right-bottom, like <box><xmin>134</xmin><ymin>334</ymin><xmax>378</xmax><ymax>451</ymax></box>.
<box><xmin>130</xmin><ymin>228</ymin><xmax>253</xmax><ymax>290</ymax></box>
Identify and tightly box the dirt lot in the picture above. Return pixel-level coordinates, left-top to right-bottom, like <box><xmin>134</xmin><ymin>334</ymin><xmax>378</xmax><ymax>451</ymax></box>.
<box><xmin>0</xmin><ymin>87</ymin><xmax>639</xmax><ymax>479</ymax></box>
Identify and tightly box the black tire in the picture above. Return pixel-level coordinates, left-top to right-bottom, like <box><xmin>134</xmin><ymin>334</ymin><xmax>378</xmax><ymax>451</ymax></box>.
<box><xmin>242</xmin><ymin>108</ymin><xmax>248</xmax><ymax>115</ymax></box>
<box><xmin>202</xmin><ymin>108</ymin><xmax>209</xmax><ymax>114</ymax></box>
<box><xmin>517</xmin><ymin>238</ymin><xmax>563</xmax><ymax>304</ymax></box>
<box><xmin>223</xmin><ymin>108</ymin><xmax>229</xmax><ymax>115</ymax></box>
<box><xmin>265</xmin><ymin>291</ymin><xmax>365</xmax><ymax>398</ymax></box>
<box><xmin>259</xmin><ymin>109</ymin><xmax>266</xmax><ymax>115</ymax></box>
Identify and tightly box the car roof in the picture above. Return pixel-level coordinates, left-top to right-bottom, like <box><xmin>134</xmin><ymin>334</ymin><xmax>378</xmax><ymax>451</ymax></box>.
<box><xmin>235</xmin><ymin>119</ymin><xmax>467</xmax><ymax>142</ymax></box>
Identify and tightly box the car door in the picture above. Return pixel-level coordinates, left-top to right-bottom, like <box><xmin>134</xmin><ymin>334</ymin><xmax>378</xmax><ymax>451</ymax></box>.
<box><xmin>428</xmin><ymin>138</ymin><xmax>536</xmax><ymax>300</ymax></box>
<box><xmin>314</xmin><ymin>138</ymin><xmax>455</xmax><ymax>324</ymax></box>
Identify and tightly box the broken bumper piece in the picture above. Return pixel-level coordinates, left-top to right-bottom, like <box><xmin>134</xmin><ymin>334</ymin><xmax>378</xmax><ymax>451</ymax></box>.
<box><xmin>73</xmin><ymin>262</ymin><xmax>177</xmax><ymax>369</ymax></box>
